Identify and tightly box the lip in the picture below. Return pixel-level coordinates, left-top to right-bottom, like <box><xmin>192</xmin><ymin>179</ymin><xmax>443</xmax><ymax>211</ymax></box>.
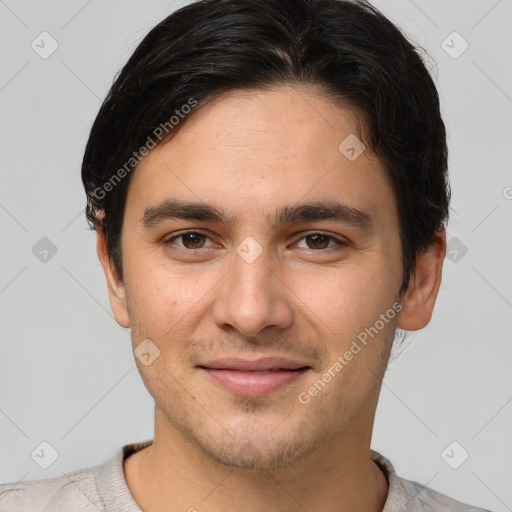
<box><xmin>198</xmin><ymin>357</ymin><xmax>311</xmax><ymax>398</ymax></box>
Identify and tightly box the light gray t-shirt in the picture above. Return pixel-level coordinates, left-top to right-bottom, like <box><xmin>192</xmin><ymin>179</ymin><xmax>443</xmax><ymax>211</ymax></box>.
<box><xmin>0</xmin><ymin>440</ymin><xmax>492</xmax><ymax>511</ymax></box>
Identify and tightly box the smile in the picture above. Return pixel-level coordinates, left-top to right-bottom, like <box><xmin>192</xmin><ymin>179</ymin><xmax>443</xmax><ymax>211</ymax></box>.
<box><xmin>198</xmin><ymin>357</ymin><xmax>311</xmax><ymax>398</ymax></box>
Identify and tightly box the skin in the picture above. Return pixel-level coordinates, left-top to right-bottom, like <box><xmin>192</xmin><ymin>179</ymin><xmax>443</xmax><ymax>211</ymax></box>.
<box><xmin>97</xmin><ymin>86</ymin><xmax>446</xmax><ymax>512</ymax></box>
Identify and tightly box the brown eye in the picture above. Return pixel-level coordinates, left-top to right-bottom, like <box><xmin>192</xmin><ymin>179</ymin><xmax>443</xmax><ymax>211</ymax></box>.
<box><xmin>295</xmin><ymin>233</ymin><xmax>347</xmax><ymax>251</ymax></box>
<box><xmin>305</xmin><ymin>234</ymin><xmax>331</xmax><ymax>249</ymax></box>
<box><xmin>181</xmin><ymin>232</ymin><xmax>207</xmax><ymax>249</ymax></box>
<box><xmin>165</xmin><ymin>231</ymin><xmax>211</xmax><ymax>249</ymax></box>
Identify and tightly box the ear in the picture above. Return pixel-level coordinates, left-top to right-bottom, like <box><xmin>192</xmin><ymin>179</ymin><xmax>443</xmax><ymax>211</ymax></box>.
<box><xmin>96</xmin><ymin>226</ymin><xmax>130</xmax><ymax>328</ymax></box>
<box><xmin>397</xmin><ymin>229</ymin><xmax>446</xmax><ymax>331</ymax></box>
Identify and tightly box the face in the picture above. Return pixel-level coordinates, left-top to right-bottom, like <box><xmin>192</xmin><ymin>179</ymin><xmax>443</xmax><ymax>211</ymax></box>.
<box><xmin>100</xmin><ymin>86</ymin><xmax>431</xmax><ymax>470</ymax></box>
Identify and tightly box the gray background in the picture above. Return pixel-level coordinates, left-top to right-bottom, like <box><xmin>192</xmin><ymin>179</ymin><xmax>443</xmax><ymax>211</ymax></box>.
<box><xmin>0</xmin><ymin>0</ymin><xmax>510</xmax><ymax>510</ymax></box>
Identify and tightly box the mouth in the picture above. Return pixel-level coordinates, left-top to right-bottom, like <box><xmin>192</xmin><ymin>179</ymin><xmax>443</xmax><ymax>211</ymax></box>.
<box><xmin>197</xmin><ymin>357</ymin><xmax>311</xmax><ymax>398</ymax></box>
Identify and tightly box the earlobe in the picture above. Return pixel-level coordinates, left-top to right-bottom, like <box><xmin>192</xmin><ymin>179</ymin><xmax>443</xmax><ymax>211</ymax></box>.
<box><xmin>397</xmin><ymin>229</ymin><xmax>446</xmax><ymax>331</ymax></box>
<box><xmin>96</xmin><ymin>226</ymin><xmax>130</xmax><ymax>328</ymax></box>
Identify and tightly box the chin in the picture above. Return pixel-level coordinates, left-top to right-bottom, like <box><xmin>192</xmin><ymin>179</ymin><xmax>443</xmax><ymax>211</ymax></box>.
<box><xmin>190</xmin><ymin>421</ymin><xmax>325</xmax><ymax>471</ymax></box>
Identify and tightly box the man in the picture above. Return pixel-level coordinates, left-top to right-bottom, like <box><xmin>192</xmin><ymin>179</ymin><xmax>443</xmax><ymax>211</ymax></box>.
<box><xmin>0</xmin><ymin>0</ymin><xmax>493</xmax><ymax>510</ymax></box>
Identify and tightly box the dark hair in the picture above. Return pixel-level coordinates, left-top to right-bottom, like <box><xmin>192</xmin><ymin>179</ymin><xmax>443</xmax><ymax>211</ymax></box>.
<box><xmin>81</xmin><ymin>0</ymin><xmax>449</xmax><ymax>293</ymax></box>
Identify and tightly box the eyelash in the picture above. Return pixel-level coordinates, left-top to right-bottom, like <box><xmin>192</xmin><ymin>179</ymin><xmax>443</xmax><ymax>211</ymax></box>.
<box><xmin>163</xmin><ymin>230</ymin><xmax>349</xmax><ymax>252</ymax></box>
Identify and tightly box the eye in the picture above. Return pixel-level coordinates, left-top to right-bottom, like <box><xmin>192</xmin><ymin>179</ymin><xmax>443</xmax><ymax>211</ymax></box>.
<box><xmin>163</xmin><ymin>230</ymin><xmax>348</xmax><ymax>253</ymax></box>
<box><xmin>163</xmin><ymin>231</ymin><xmax>216</xmax><ymax>250</ymax></box>
<box><xmin>293</xmin><ymin>232</ymin><xmax>348</xmax><ymax>251</ymax></box>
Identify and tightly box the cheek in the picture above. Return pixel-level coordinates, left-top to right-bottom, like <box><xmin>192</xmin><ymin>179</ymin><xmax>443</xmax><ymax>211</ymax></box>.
<box><xmin>125</xmin><ymin>261</ymin><xmax>218</xmax><ymax>344</ymax></box>
<box><xmin>289</xmin><ymin>258</ymin><xmax>399</xmax><ymax>337</ymax></box>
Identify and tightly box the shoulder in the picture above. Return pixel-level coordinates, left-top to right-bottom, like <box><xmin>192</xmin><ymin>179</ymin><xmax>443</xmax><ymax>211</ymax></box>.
<box><xmin>370</xmin><ymin>450</ymin><xmax>493</xmax><ymax>512</ymax></box>
<box><xmin>0</xmin><ymin>465</ymin><xmax>103</xmax><ymax>512</ymax></box>
<box><xmin>398</xmin><ymin>476</ymin><xmax>493</xmax><ymax>512</ymax></box>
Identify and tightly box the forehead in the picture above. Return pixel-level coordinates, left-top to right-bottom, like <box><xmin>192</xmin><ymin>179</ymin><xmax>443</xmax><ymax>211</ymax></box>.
<box><xmin>125</xmin><ymin>86</ymin><xmax>395</xmax><ymax>225</ymax></box>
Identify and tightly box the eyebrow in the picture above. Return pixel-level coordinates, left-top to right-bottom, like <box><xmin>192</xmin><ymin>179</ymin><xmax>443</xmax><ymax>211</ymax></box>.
<box><xmin>141</xmin><ymin>198</ymin><xmax>375</xmax><ymax>231</ymax></box>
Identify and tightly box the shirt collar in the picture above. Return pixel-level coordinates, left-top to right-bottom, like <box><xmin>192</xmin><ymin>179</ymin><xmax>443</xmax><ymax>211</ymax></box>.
<box><xmin>97</xmin><ymin>441</ymin><xmax>412</xmax><ymax>511</ymax></box>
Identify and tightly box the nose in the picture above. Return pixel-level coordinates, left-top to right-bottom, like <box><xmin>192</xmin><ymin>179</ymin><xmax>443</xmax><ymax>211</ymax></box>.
<box><xmin>210</xmin><ymin>245</ymin><xmax>294</xmax><ymax>338</ymax></box>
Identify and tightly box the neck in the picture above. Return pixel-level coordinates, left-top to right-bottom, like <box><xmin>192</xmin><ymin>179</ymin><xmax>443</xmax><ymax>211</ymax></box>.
<box><xmin>124</xmin><ymin>409</ymin><xmax>389</xmax><ymax>512</ymax></box>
